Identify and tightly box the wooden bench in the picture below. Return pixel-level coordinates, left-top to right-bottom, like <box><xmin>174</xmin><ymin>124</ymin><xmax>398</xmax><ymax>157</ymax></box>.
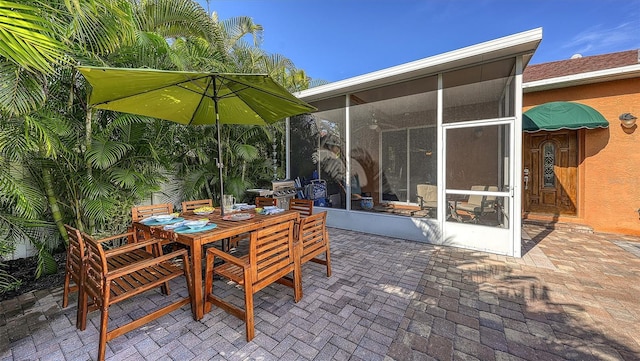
<box><xmin>204</xmin><ymin>218</ymin><xmax>302</xmax><ymax>341</ymax></box>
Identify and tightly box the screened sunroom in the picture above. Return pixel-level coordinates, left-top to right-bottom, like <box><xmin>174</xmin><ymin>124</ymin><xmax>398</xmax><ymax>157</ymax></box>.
<box><xmin>287</xmin><ymin>29</ymin><xmax>542</xmax><ymax>256</ymax></box>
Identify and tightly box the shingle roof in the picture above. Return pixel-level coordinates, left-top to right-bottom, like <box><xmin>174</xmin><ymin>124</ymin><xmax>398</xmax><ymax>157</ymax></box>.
<box><xmin>523</xmin><ymin>50</ymin><xmax>640</xmax><ymax>82</ymax></box>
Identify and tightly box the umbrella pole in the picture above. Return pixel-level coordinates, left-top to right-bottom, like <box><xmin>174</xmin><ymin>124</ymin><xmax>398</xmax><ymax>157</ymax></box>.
<box><xmin>215</xmin><ymin>100</ymin><xmax>226</xmax><ymax>217</ymax></box>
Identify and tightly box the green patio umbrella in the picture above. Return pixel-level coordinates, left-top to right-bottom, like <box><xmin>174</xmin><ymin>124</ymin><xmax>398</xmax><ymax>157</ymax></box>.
<box><xmin>77</xmin><ymin>66</ymin><xmax>316</xmax><ymax>215</ymax></box>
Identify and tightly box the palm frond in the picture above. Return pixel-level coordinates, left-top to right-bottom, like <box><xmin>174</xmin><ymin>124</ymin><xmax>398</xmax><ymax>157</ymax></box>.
<box><xmin>83</xmin><ymin>197</ymin><xmax>118</xmax><ymax>222</ymax></box>
<box><xmin>65</xmin><ymin>0</ymin><xmax>136</xmax><ymax>55</ymax></box>
<box><xmin>0</xmin><ymin>1</ymin><xmax>67</xmax><ymax>73</ymax></box>
<box><xmin>86</xmin><ymin>137</ymin><xmax>132</xmax><ymax>169</ymax></box>
<box><xmin>110</xmin><ymin>168</ymin><xmax>143</xmax><ymax>188</ymax></box>
<box><xmin>136</xmin><ymin>0</ymin><xmax>216</xmax><ymax>41</ymax></box>
<box><xmin>0</xmin><ymin>212</ymin><xmax>59</xmax><ymax>279</ymax></box>
<box><xmin>79</xmin><ymin>173</ymin><xmax>116</xmax><ymax>199</ymax></box>
<box><xmin>0</xmin><ymin>164</ymin><xmax>46</xmax><ymax>219</ymax></box>
<box><xmin>24</xmin><ymin>111</ymin><xmax>73</xmax><ymax>158</ymax></box>
<box><xmin>0</xmin><ymin>265</ymin><xmax>21</xmax><ymax>294</ymax></box>
<box><xmin>34</xmin><ymin>243</ymin><xmax>57</xmax><ymax>278</ymax></box>
<box><xmin>0</xmin><ymin>62</ymin><xmax>46</xmax><ymax>116</ymax></box>
<box><xmin>0</xmin><ymin>119</ymin><xmax>33</xmax><ymax>160</ymax></box>
<box><xmin>230</xmin><ymin>143</ymin><xmax>259</xmax><ymax>162</ymax></box>
<box><xmin>219</xmin><ymin>16</ymin><xmax>263</xmax><ymax>48</ymax></box>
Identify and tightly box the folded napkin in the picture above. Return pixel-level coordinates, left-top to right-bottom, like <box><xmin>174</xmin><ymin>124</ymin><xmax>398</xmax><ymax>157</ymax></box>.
<box><xmin>264</xmin><ymin>208</ymin><xmax>285</xmax><ymax>215</ymax></box>
<box><xmin>234</xmin><ymin>204</ymin><xmax>256</xmax><ymax>211</ymax></box>
<box><xmin>163</xmin><ymin>221</ymin><xmax>185</xmax><ymax>230</ymax></box>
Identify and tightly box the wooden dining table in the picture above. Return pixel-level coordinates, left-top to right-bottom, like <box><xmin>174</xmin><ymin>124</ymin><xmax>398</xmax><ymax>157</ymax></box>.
<box><xmin>133</xmin><ymin>208</ymin><xmax>300</xmax><ymax>320</ymax></box>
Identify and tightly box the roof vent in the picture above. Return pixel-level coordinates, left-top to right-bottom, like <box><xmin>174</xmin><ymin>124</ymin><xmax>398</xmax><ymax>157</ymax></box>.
<box><xmin>570</xmin><ymin>53</ymin><xmax>583</xmax><ymax>59</ymax></box>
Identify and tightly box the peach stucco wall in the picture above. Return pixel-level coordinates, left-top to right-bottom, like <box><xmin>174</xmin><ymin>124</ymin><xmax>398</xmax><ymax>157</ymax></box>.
<box><xmin>524</xmin><ymin>77</ymin><xmax>640</xmax><ymax>235</ymax></box>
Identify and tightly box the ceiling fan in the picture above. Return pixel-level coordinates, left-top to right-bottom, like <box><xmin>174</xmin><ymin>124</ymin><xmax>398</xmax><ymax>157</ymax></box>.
<box><xmin>356</xmin><ymin>111</ymin><xmax>398</xmax><ymax>133</ymax></box>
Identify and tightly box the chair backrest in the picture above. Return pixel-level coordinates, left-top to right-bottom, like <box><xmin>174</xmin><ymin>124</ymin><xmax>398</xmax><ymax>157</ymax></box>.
<box><xmin>297</xmin><ymin>211</ymin><xmax>328</xmax><ymax>264</ymax></box>
<box><xmin>249</xmin><ymin>219</ymin><xmax>295</xmax><ymax>290</ymax></box>
<box><xmin>81</xmin><ymin>232</ymin><xmax>110</xmax><ymax>308</ymax></box>
<box><xmin>289</xmin><ymin>198</ymin><xmax>313</xmax><ymax>217</ymax></box>
<box><xmin>64</xmin><ymin>224</ymin><xmax>85</xmax><ymax>285</ymax></box>
<box><xmin>131</xmin><ymin>203</ymin><xmax>173</xmax><ymax>221</ymax></box>
<box><xmin>255</xmin><ymin>197</ymin><xmax>277</xmax><ymax>208</ymax></box>
<box><xmin>181</xmin><ymin>199</ymin><xmax>212</xmax><ymax>212</ymax></box>
<box><xmin>416</xmin><ymin>184</ymin><xmax>437</xmax><ymax>202</ymax></box>
<box><xmin>467</xmin><ymin>185</ymin><xmax>498</xmax><ymax>209</ymax></box>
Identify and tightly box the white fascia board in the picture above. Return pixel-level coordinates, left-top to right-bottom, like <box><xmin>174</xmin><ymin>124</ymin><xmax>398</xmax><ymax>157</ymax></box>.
<box><xmin>523</xmin><ymin>64</ymin><xmax>640</xmax><ymax>92</ymax></box>
<box><xmin>296</xmin><ymin>28</ymin><xmax>542</xmax><ymax>102</ymax></box>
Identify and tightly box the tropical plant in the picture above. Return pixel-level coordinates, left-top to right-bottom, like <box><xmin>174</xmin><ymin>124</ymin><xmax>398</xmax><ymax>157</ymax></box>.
<box><xmin>0</xmin><ymin>0</ymin><xmax>319</xmax><ymax>295</ymax></box>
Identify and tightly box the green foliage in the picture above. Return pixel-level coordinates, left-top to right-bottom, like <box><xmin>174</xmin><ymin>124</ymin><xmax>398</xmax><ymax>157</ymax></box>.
<box><xmin>0</xmin><ymin>62</ymin><xmax>47</xmax><ymax>115</ymax></box>
<box><xmin>34</xmin><ymin>242</ymin><xmax>57</xmax><ymax>278</ymax></box>
<box><xmin>0</xmin><ymin>265</ymin><xmax>21</xmax><ymax>294</ymax></box>
<box><xmin>0</xmin><ymin>0</ymin><xmax>318</xmax><ymax>286</ymax></box>
<box><xmin>86</xmin><ymin>137</ymin><xmax>133</xmax><ymax>169</ymax></box>
<box><xmin>0</xmin><ymin>1</ymin><xmax>67</xmax><ymax>73</ymax></box>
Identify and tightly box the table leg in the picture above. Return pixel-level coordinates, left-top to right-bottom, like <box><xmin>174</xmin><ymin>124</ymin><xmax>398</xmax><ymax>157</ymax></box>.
<box><xmin>190</xmin><ymin>243</ymin><xmax>204</xmax><ymax>320</ymax></box>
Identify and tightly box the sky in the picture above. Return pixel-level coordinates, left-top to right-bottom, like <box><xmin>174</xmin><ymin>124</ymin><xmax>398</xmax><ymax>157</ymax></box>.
<box><xmin>197</xmin><ymin>0</ymin><xmax>640</xmax><ymax>83</ymax></box>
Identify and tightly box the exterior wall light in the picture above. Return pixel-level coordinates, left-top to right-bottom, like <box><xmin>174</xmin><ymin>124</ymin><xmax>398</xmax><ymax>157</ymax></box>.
<box><xmin>619</xmin><ymin>113</ymin><xmax>637</xmax><ymax>128</ymax></box>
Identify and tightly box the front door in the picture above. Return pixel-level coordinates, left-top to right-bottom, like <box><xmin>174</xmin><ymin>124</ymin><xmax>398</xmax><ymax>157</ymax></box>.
<box><xmin>523</xmin><ymin>130</ymin><xmax>578</xmax><ymax>215</ymax></box>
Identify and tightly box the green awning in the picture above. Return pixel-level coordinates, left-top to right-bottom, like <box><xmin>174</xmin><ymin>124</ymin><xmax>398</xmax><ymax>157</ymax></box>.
<box><xmin>523</xmin><ymin>101</ymin><xmax>609</xmax><ymax>132</ymax></box>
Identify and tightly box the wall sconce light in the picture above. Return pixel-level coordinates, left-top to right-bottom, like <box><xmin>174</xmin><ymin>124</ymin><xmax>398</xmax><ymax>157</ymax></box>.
<box><xmin>474</xmin><ymin>127</ymin><xmax>484</xmax><ymax>138</ymax></box>
<box><xmin>619</xmin><ymin>113</ymin><xmax>637</xmax><ymax>128</ymax></box>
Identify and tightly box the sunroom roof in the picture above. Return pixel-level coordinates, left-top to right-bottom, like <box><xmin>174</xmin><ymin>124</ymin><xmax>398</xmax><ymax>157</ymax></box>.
<box><xmin>297</xmin><ymin>28</ymin><xmax>542</xmax><ymax>102</ymax></box>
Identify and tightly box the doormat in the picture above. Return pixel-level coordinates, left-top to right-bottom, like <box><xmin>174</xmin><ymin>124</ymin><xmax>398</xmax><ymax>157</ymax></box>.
<box><xmin>612</xmin><ymin>240</ymin><xmax>640</xmax><ymax>258</ymax></box>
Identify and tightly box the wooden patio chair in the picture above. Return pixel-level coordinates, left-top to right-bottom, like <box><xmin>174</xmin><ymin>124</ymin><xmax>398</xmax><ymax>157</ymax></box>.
<box><xmin>255</xmin><ymin>196</ymin><xmax>277</xmax><ymax>208</ymax></box>
<box><xmin>78</xmin><ymin>230</ymin><xmax>193</xmax><ymax>361</ymax></box>
<box><xmin>62</xmin><ymin>225</ymin><xmax>161</xmax><ymax>329</ymax></box>
<box><xmin>288</xmin><ymin>198</ymin><xmax>314</xmax><ymax>218</ymax></box>
<box><xmin>131</xmin><ymin>202</ymin><xmax>174</xmax><ymax>222</ymax></box>
<box><xmin>297</xmin><ymin>211</ymin><xmax>331</xmax><ymax>277</ymax></box>
<box><xmin>204</xmin><ymin>218</ymin><xmax>302</xmax><ymax>341</ymax></box>
<box><xmin>181</xmin><ymin>199</ymin><xmax>213</xmax><ymax>213</ymax></box>
<box><xmin>131</xmin><ymin>202</ymin><xmax>177</xmax><ymax>250</ymax></box>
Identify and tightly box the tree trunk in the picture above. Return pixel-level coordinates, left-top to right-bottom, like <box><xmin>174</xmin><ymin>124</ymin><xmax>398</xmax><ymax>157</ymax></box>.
<box><xmin>84</xmin><ymin>108</ymin><xmax>95</xmax><ymax>233</ymax></box>
<box><xmin>42</xmin><ymin>166</ymin><xmax>68</xmax><ymax>245</ymax></box>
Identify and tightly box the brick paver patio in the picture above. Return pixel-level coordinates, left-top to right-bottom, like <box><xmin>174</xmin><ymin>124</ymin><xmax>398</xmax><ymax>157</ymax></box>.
<box><xmin>1</xmin><ymin>224</ymin><xmax>639</xmax><ymax>360</ymax></box>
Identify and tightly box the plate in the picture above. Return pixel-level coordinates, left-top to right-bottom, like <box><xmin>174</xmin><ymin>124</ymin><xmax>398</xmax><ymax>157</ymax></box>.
<box><xmin>184</xmin><ymin>219</ymin><xmax>209</xmax><ymax>228</ymax></box>
<box><xmin>222</xmin><ymin>213</ymin><xmax>254</xmax><ymax>221</ymax></box>
<box><xmin>193</xmin><ymin>206</ymin><xmax>214</xmax><ymax>215</ymax></box>
<box><xmin>163</xmin><ymin>221</ymin><xmax>185</xmax><ymax>230</ymax></box>
<box><xmin>173</xmin><ymin>223</ymin><xmax>217</xmax><ymax>234</ymax></box>
<box><xmin>142</xmin><ymin>217</ymin><xmax>184</xmax><ymax>226</ymax></box>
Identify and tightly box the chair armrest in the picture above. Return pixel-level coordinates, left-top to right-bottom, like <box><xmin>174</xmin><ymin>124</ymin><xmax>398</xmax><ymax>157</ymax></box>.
<box><xmin>103</xmin><ymin>238</ymin><xmax>164</xmax><ymax>257</ymax></box>
<box><xmin>106</xmin><ymin>249</ymin><xmax>188</xmax><ymax>280</ymax></box>
<box><xmin>206</xmin><ymin>247</ymin><xmax>247</xmax><ymax>267</ymax></box>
